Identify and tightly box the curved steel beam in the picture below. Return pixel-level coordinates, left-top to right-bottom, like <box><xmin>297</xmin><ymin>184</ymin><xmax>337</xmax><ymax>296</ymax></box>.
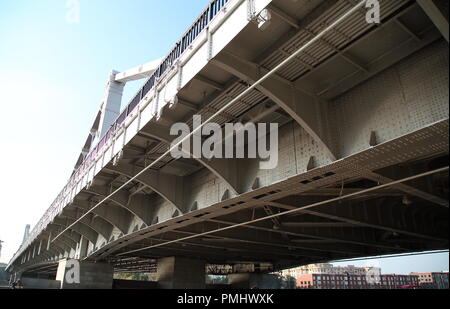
<box><xmin>104</xmin><ymin>163</ymin><xmax>184</xmax><ymax>213</ymax></box>
<box><xmin>43</xmin><ymin>231</ymin><xmax>79</xmax><ymax>259</ymax></box>
<box><xmin>84</xmin><ymin>185</ymin><xmax>152</xmax><ymax>226</ymax></box>
<box><xmin>139</xmin><ymin>123</ymin><xmax>241</xmax><ymax>195</ymax></box>
<box><xmin>51</xmin><ymin>218</ymin><xmax>99</xmax><ymax>245</ymax></box>
<box><xmin>71</xmin><ymin>201</ymin><xmax>131</xmax><ymax>236</ymax></box>
<box><xmin>42</xmin><ymin>231</ymin><xmax>72</xmax><ymax>255</ymax></box>
<box><xmin>61</xmin><ymin>208</ymin><xmax>114</xmax><ymax>241</ymax></box>
<box><xmin>212</xmin><ymin>51</ymin><xmax>337</xmax><ymax>161</ymax></box>
<box><xmin>58</xmin><ymin>235</ymin><xmax>78</xmax><ymax>251</ymax></box>
<box><xmin>34</xmin><ymin>234</ymin><xmax>65</xmax><ymax>260</ymax></box>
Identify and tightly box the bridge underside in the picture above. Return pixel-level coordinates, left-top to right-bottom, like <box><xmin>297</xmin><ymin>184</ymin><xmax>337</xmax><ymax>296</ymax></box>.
<box><xmin>10</xmin><ymin>0</ymin><xmax>448</xmax><ymax>281</ymax></box>
<box><xmin>22</xmin><ymin>148</ymin><xmax>450</xmax><ymax>278</ymax></box>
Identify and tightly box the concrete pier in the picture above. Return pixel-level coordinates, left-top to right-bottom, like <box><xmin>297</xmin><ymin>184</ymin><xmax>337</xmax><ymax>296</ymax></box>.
<box><xmin>56</xmin><ymin>259</ymin><xmax>113</xmax><ymax>289</ymax></box>
<box><xmin>228</xmin><ymin>274</ymin><xmax>280</xmax><ymax>289</ymax></box>
<box><xmin>157</xmin><ymin>257</ymin><xmax>206</xmax><ymax>289</ymax></box>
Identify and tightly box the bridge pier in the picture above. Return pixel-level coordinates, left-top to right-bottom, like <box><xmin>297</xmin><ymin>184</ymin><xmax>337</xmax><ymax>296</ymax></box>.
<box><xmin>157</xmin><ymin>257</ymin><xmax>206</xmax><ymax>289</ymax></box>
<box><xmin>228</xmin><ymin>274</ymin><xmax>280</xmax><ymax>289</ymax></box>
<box><xmin>20</xmin><ymin>276</ymin><xmax>61</xmax><ymax>289</ymax></box>
<box><xmin>56</xmin><ymin>259</ymin><xmax>113</xmax><ymax>289</ymax></box>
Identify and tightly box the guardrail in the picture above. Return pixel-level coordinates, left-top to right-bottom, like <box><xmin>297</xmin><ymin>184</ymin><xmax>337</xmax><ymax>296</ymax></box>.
<box><xmin>10</xmin><ymin>0</ymin><xmax>232</xmax><ymax>267</ymax></box>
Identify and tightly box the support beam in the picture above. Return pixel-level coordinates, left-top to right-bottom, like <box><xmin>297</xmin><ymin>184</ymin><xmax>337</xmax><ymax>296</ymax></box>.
<box><xmin>40</xmin><ymin>231</ymin><xmax>78</xmax><ymax>254</ymax></box>
<box><xmin>85</xmin><ymin>185</ymin><xmax>152</xmax><ymax>226</ymax></box>
<box><xmin>195</xmin><ymin>75</ymin><xmax>224</xmax><ymax>90</ymax></box>
<box><xmin>105</xmin><ymin>163</ymin><xmax>184</xmax><ymax>214</ymax></box>
<box><xmin>72</xmin><ymin>200</ymin><xmax>132</xmax><ymax>236</ymax></box>
<box><xmin>417</xmin><ymin>0</ymin><xmax>449</xmax><ymax>42</ymax></box>
<box><xmin>281</xmin><ymin>222</ymin><xmax>355</xmax><ymax>228</ymax></box>
<box><xmin>34</xmin><ymin>237</ymin><xmax>62</xmax><ymax>260</ymax></box>
<box><xmin>61</xmin><ymin>209</ymin><xmax>114</xmax><ymax>242</ymax></box>
<box><xmin>174</xmin><ymin>224</ymin><xmax>356</xmax><ymax>256</ymax></box>
<box><xmin>97</xmin><ymin>71</ymin><xmax>125</xmax><ymax>140</ymax></box>
<box><xmin>115</xmin><ymin>58</ymin><xmax>162</xmax><ymax>83</ymax></box>
<box><xmin>207</xmin><ymin>218</ymin><xmax>403</xmax><ymax>251</ymax></box>
<box><xmin>53</xmin><ymin>217</ymin><xmax>107</xmax><ymax>245</ymax></box>
<box><xmin>294</xmin><ymin>187</ymin><xmax>404</xmax><ymax>197</ymax></box>
<box><xmin>51</xmin><ymin>218</ymin><xmax>99</xmax><ymax>245</ymax></box>
<box><xmin>140</xmin><ymin>123</ymin><xmax>241</xmax><ymax>194</ymax></box>
<box><xmin>39</xmin><ymin>233</ymin><xmax>71</xmax><ymax>256</ymax></box>
<box><xmin>76</xmin><ymin>236</ymin><xmax>89</xmax><ymax>260</ymax></box>
<box><xmin>211</xmin><ymin>51</ymin><xmax>336</xmax><ymax>160</ymax></box>
<box><xmin>365</xmin><ymin>171</ymin><xmax>449</xmax><ymax>207</ymax></box>
<box><xmin>267</xmin><ymin>201</ymin><xmax>447</xmax><ymax>242</ymax></box>
<box><xmin>268</xmin><ymin>4</ymin><xmax>299</xmax><ymax>29</ymax></box>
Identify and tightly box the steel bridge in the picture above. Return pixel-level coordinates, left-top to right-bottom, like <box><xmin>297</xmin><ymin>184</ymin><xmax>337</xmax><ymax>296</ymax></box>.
<box><xmin>6</xmin><ymin>0</ymin><xmax>449</xmax><ymax>288</ymax></box>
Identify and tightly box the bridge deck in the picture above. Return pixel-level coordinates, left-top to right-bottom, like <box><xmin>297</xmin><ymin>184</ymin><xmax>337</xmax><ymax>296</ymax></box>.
<box><xmin>8</xmin><ymin>0</ymin><xmax>449</xmax><ymax>276</ymax></box>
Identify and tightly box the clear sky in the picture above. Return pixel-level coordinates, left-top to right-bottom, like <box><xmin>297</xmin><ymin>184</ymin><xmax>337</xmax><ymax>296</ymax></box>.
<box><xmin>0</xmin><ymin>0</ymin><xmax>448</xmax><ymax>274</ymax></box>
<box><xmin>332</xmin><ymin>252</ymin><xmax>448</xmax><ymax>275</ymax></box>
<box><xmin>0</xmin><ymin>0</ymin><xmax>210</xmax><ymax>263</ymax></box>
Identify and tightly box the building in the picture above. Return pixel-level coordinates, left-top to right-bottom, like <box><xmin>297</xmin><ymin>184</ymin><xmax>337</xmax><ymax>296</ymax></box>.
<box><xmin>297</xmin><ymin>273</ymin><xmax>371</xmax><ymax>289</ymax></box>
<box><xmin>282</xmin><ymin>263</ymin><xmax>379</xmax><ymax>278</ymax></box>
<box><xmin>297</xmin><ymin>273</ymin><xmax>419</xmax><ymax>289</ymax></box>
<box><xmin>380</xmin><ymin>274</ymin><xmax>420</xmax><ymax>289</ymax></box>
<box><xmin>411</xmin><ymin>272</ymin><xmax>449</xmax><ymax>289</ymax></box>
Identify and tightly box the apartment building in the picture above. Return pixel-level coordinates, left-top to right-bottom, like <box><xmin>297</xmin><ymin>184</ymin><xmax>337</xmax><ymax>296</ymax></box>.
<box><xmin>411</xmin><ymin>272</ymin><xmax>449</xmax><ymax>289</ymax></box>
<box><xmin>297</xmin><ymin>273</ymin><xmax>419</xmax><ymax>289</ymax></box>
<box><xmin>282</xmin><ymin>263</ymin><xmax>374</xmax><ymax>278</ymax></box>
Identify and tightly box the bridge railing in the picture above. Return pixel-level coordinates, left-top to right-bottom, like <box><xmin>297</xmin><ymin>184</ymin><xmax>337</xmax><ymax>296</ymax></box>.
<box><xmin>11</xmin><ymin>0</ymin><xmax>232</xmax><ymax>266</ymax></box>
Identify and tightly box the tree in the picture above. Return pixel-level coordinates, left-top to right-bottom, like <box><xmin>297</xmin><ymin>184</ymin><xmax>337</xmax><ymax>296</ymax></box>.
<box><xmin>279</xmin><ymin>275</ymin><xmax>297</xmax><ymax>289</ymax></box>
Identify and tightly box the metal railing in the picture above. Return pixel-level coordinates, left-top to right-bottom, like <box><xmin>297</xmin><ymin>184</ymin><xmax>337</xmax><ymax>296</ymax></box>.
<box><xmin>10</xmin><ymin>0</ymin><xmax>232</xmax><ymax>266</ymax></box>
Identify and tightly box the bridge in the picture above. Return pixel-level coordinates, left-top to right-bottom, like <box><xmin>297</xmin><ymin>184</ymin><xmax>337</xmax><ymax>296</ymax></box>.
<box><xmin>6</xmin><ymin>0</ymin><xmax>449</xmax><ymax>289</ymax></box>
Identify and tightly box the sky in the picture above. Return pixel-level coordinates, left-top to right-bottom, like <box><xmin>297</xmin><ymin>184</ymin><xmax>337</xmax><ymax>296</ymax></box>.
<box><xmin>0</xmin><ymin>0</ymin><xmax>210</xmax><ymax>263</ymax></box>
<box><xmin>332</xmin><ymin>252</ymin><xmax>448</xmax><ymax>275</ymax></box>
<box><xmin>0</xmin><ymin>0</ymin><xmax>448</xmax><ymax>274</ymax></box>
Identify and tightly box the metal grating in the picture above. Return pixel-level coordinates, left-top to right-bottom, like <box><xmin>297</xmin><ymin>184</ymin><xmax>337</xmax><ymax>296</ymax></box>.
<box><xmin>261</xmin><ymin>0</ymin><xmax>410</xmax><ymax>82</ymax></box>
